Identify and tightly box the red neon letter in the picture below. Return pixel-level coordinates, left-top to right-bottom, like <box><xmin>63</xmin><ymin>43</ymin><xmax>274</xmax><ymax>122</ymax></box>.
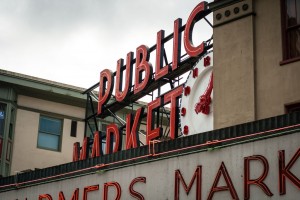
<box><xmin>146</xmin><ymin>98</ymin><xmax>162</xmax><ymax>145</ymax></box>
<box><xmin>80</xmin><ymin>137</ymin><xmax>89</xmax><ymax>160</ymax></box>
<box><xmin>83</xmin><ymin>185</ymin><xmax>99</xmax><ymax>200</ymax></box>
<box><xmin>244</xmin><ymin>155</ymin><xmax>273</xmax><ymax>199</ymax></box>
<box><xmin>106</xmin><ymin>124</ymin><xmax>121</xmax><ymax>154</ymax></box>
<box><xmin>134</xmin><ymin>45</ymin><xmax>153</xmax><ymax>94</ymax></box>
<box><xmin>174</xmin><ymin>166</ymin><xmax>202</xmax><ymax>200</ymax></box>
<box><xmin>279</xmin><ymin>148</ymin><xmax>300</xmax><ymax>195</ymax></box>
<box><xmin>115</xmin><ymin>52</ymin><xmax>133</xmax><ymax>102</ymax></box>
<box><xmin>155</xmin><ymin>30</ymin><xmax>169</xmax><ymax>80</ymax></box>
<box><xmin>126</xmin><ymin>108</ymin><xmax>144</xmax><ymax>150</ymax></box>
<box><xmin>103</xmin><ymin>182</ymin><xmax>121</xmax><ymax>200</ymax></box>
<box><xmin>39</xmin><ymin>194</ymin><xmax>52</xmax><ymax>200</ymax></box>
<box><xmin>164</xmin><ymin>85</ymin><xmax>183</xmax><ymax>139</ymax></box>
<box><xmin>172</xmin><ymin>18</ymin><xmax>182</xmax><ymax>70</ymax></box>
<box><xmin>58</xmin><ymin>188</ymin><xmax>79</xmax><ymax>200</ymax></box>
<box><xmin>73</xmin><ymin>137</ymin><xmax>89</xmax><ymax>161</ymax></box>
<box><xmin>207</xmin><ymin>162</ymin><xmax>239</xmax><ymax>200</ymax></box>
<box><xmin>91</xmin><ymin>131</ymin><xmax>103</xmax><ymax>158</ymax></box>
<box><xmin>184</xmin><ymin>2</ymin><xmax>209</xmax><ymax>57</ymax></box>
<box><xmin>73</xmin><ymin>142</ymin><xmax>80</xmax><ymax>162</ymax></box>
<box><xmin>129</xmin><ymin>177</ymin><xmax>146</xmax><ymax>200</ymax></box>
<box><xmin>98</xmin><ymin>69</ymin><xmax>114</xmax><ymax>115</ymax></box>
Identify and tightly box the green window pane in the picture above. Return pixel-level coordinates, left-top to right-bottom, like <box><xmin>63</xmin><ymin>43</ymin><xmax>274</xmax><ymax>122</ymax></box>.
<box><xmin>38</xmin><ymin>132</ymin><xmax>60</xmax><ymax>150</ymax></box>
<box><xmin>40</xmin><ymin>117</ymin><xmax>61</xmax><ymax>135</ymax></box>
<box><xmin>38</xmin><ymin>116</ymin><xmax>62</xmax><ymax>151</ymax></box>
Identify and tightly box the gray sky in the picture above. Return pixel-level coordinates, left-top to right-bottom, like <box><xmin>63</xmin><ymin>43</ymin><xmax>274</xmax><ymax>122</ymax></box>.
<box><xmin>0</xmin><ymin>0</ymin><xmax>213</xmax><ymax>88</ymax></box>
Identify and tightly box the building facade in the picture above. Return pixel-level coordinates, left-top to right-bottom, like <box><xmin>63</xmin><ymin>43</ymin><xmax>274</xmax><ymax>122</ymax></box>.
<box><xmin>0</xmin><ymin>70</ymin><xmax>158</xmax><ymax>177</ymax></box>
<box><xmin>0</xmin><ymin>0</ymin><xmax>299</xmax><ymax>199</ymax></box>
<box><xmin>0</xmin><ymin>70</ymin><xmax>87</xmax><ymax>176</ymax></box>
<box><xmin>212</xmin><ymin>0</ymin><xmax>300</xmax><ymax>129</ymax></box>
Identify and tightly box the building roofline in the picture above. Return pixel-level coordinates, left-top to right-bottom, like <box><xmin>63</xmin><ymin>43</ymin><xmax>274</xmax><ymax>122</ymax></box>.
<box><xmin>0</xmin><ymin>69</ymin><xmax>88</xmax><ymax>107</ymax></box>
<box><xmin>0</xmin><ymin>69</ymin><xmax>86</xmax><ymax>93</ymax></box>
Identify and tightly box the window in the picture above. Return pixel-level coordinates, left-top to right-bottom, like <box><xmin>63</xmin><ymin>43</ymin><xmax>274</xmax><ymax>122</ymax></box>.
<box><xmin>281</xmin><ymin>0</ymin><xmax>300</xmax><ymax>63</ymax></box>
<box><xmin>0</xmin><ymin>104</ymin><xmax>6</xmax><ymax>138</ymax></box>
<box><xmin>286</xmin><ymin>102</ymin><xmax>300</xmax><ymax>113</ymax></box>
<box><xmin>70</xmin><ymin>120</ymin><xmax>77</xmax><ymax>137</ymax></box>
<box><xmin>37</xmin><ymin>116</ymin><xmax>62</xmax><ymax>151</ymax></box>
<box><xmin>0</xmin><ymin>104</ymin><xmax>6</xmax><ymax>159</ymax></box>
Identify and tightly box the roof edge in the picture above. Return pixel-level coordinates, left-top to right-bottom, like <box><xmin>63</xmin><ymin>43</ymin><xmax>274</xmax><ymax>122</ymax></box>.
<box><xmin>0</xmin><ymin>69</ymin><xmax>86</xmax><ymax>93</ymax></box>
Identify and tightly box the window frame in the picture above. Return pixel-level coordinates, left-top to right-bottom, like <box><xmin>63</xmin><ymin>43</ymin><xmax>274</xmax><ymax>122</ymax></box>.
<box><xmin>37</xmin><ymin>115</ymin><xmax>63</xmax><ymax>152</ymax></box>
<box><xmin>280</xmin><ymin>0</ymin><xmax>300</xmax><ymax>65</ymax></box>
<box><xmin>70</xmin><ymin>120</ymin><xmax>77</xmax><ymax>137</ymax></box>
<box><xmin>285</xmin><ymin>102</ymin><xmax>300</xmax><ymax>113</ymax></box>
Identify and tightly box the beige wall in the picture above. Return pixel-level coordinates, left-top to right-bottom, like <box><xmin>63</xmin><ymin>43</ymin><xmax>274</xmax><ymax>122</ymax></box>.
<box><xmin>10</xmin><ymin>95</ymin><xmax>85</xmax><ymax>174</ymax></box>
<box><xmin>213</xmin><ymin>0</ymin><xmax>300</xmax><ymax>129</ymax></box>
<box><xmin>213</xmin><ymin>0</ymin><xmax>255</xmax><ymax>129</ymax></box>
<box><xmin>254</xmin><ymin>0</ymin><xmax>300</xmax><ymax>119</ymax></box>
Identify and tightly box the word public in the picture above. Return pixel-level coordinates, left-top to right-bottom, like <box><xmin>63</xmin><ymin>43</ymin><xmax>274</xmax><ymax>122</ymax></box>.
<box><xmin>73</xmin><ymin>2</ymin><xmax>211</xmax><ymax>161</ymax></box>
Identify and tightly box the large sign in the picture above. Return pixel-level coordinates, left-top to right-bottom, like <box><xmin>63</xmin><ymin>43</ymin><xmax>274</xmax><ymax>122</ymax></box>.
<box><xmin>1</xmin><ymin>133</ymin><xmax>299</xmax><ymax>199</ymax></box>
<box><xmin>73</xmin><ymin>1</ymin><xmax>213</xmax><ymax>162</ymax></box>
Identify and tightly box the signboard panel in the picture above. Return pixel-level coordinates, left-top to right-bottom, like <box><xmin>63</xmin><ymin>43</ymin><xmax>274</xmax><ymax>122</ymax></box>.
<box><xmin>1</xmin><ymin>132</ymin><xmax>299</xmax><ymax>199</ymax></box>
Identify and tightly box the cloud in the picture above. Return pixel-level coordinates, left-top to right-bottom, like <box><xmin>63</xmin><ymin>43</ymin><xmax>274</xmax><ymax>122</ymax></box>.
<box><xmin>0</xmin><ymin>0</ymin><xmax>213</xmax><ymax>88</ymax></box>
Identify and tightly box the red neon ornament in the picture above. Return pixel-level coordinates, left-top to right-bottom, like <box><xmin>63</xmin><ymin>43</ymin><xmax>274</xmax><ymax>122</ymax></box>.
<box><xmin>195</xmin><ymin>73</ymin><xmax>213</xmax><ymax>115</ymax></box>
<box><xmin>193</xmin><ymin>68</ymin><xmax>198</xmax><ymax>78</ymax></box>
<box><xmin>181</xmin><ymin>107</ymin><xmax>186</xmax><ymax>116</ymax></box>
<box><xmin>183</xmin><ymin>125</ymin><xmax>189</xmax><ymax>135</ymax></box>
<box><xmin>204</xmin><ymin>56</ymin><xmax>211</xmax><ymax>67</ymax></box>
<box><xmin>184</xmin><ymin>86</ymin><xmax>191</xmax><ymax>96</ymax></box>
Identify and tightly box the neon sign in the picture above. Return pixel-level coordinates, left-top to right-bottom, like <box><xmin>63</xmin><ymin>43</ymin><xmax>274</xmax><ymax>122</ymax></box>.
<box><xmin>73</xmin><ymin>1</ymin><xmax>212</xmax><ymax>161</ymax></box>
<box><xmin>37</xmin><ymin>148</ymin><xmax>300</xmax><ymax>199</ymax></box>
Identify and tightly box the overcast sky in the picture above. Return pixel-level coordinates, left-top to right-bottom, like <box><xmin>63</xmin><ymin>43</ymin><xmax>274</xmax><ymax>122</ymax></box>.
<box><xmin>0</xmin><ymin>0</ymin><xmax>213</xmax><ymax>88</ymax></box>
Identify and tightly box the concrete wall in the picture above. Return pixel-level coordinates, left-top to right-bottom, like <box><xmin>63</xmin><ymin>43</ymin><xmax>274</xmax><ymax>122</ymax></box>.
<box><xmin>214</xmin><ymin>16</ymin><xmax>255</xmax><ymax>128</ymax></box>
<box><xmin>213</xmin><ymin>0</ymin><xmax>300</xmax><ymax>129</ymax></box>
<box><xmin>10</xmin><ymin>95</ymin><xmax>85</xmax><ymax>174</ymax></box>
<box><xmin>254</xmin><ymin>0</ymin><xmax>300</xmax><ymax>119</ymax></box>
<box><xmin>2</xmin><ymin>132</ymin><xmax>299</xmax><ymax>199</ymax></box>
